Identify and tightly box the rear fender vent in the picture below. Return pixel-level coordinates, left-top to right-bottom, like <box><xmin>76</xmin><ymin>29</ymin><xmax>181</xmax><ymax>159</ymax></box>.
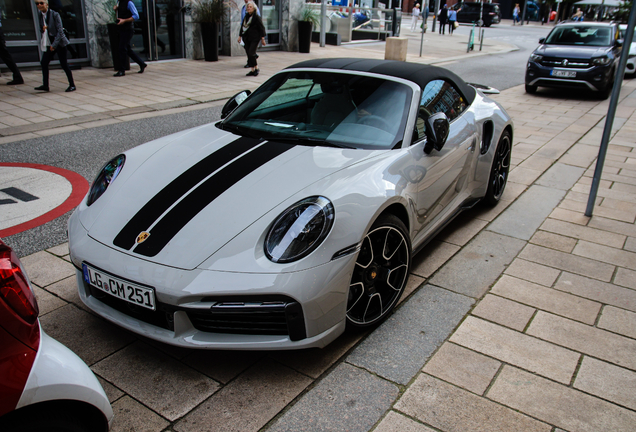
<box><xmin>481</xmin><ymin>121</ymin><xmax>494</xmax><ymax>155</ymax></box>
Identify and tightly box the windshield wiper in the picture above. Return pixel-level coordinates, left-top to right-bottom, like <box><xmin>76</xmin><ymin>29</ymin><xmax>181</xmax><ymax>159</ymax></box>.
<box><xmin>261</xmin><ymin>136</ymin><xmax>355</xmax><ymax>149</ymax></box>
<box><xmin>219</xmin><ymin>123</ymin><xmax>260</xmax><ymax>139</ymax></box>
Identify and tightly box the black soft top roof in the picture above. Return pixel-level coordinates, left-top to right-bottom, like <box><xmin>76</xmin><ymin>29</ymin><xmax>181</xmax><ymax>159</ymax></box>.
<box><xmin>286</xmin><ymin>58</ymin><xmax>476</xmax><ymax>105</ymax></box>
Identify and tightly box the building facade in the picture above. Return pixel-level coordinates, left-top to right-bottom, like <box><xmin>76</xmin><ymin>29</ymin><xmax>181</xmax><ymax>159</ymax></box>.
<box><xmin>1</xmin><ymin>0</ymin><xmax>304</xmax><ymax>71</ymax></box>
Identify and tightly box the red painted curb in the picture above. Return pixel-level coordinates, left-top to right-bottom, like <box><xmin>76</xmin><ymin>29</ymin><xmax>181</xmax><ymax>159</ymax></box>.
<box><xmin>0</xmin><ymin>163</ymin><xmax>89</xmax><ymax>238</ymax></box>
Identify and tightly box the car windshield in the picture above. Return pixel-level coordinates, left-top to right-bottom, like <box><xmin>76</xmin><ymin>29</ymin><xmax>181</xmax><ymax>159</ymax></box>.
<box><xmin>220</xmin><ymin>71</ymin><xmax>413</xmax><ymax>150</ymax></box>
<box><xmin>545</xmin><ymin>26</ymin><xmax>612</xmax><ymax>46</ymax></box>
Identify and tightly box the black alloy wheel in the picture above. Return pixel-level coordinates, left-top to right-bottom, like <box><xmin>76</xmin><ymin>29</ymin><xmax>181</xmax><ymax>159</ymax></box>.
<box><xmin>347</xmin><ymin>214</ymin><xmax>411</xmax><ymax>328</ymax></box>
<box><xmin>484</xmin><ymin>130</ymin><xmax>511</xmax><ymax>206</ymax></box>
<box><xmin>525</xmin><ymin>83</ymin><xmax>537</xmax><ymax>94</ymax></box>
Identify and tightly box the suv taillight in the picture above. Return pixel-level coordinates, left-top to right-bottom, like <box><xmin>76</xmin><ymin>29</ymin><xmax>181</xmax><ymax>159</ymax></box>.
<box><xmin>0</xmin><ymin>241</ymin><xmax>39</xmax><ymax>324</ymax></box>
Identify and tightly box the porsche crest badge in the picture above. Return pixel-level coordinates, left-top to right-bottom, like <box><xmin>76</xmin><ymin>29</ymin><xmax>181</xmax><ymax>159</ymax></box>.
<box><xmin>136</xmin><ymin>231</ymin><xmax>150</xmax><ymax>244</ymax></box>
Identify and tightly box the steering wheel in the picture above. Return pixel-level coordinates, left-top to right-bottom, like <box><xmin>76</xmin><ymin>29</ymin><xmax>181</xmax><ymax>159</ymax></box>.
<box><xmin>358</xmin><ymin>115</ymin><xmax>392</xmax><ymax>132</ymax></box>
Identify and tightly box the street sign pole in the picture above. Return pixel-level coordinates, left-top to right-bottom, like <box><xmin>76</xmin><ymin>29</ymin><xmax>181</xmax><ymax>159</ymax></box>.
<box><xmin>585</xmin><ymin>1</ymin><xmax>636</xmax><ymax>216</ymax></box>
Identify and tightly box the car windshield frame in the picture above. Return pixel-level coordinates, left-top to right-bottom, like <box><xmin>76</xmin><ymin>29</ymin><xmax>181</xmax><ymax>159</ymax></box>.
<box><xmin>220</xmin><ymin>70</ymin><xmax>415</xmax><ymax>151</ymax></box>
<box><xmin>544</xmin><ymin>25</ymin><xmax>613</xmax><ymax>47</ymax></box>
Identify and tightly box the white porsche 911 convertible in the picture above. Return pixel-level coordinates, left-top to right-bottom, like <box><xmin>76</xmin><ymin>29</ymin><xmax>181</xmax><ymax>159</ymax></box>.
<box><xmin>68</xmin><ymin>59</ymin><xmax>513</xmax><ymax>350</ymax></box>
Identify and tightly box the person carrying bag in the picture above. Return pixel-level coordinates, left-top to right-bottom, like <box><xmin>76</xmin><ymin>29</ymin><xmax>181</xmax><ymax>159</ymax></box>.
<box><xmin>34</xmin><ymin>0</ymin><xmax>75</xmax><ymax>92</ymax></box>
<box><xmin>238</xmin><ymin>1</ymin><xmax>266</xmax><ymax>77</ymax></box>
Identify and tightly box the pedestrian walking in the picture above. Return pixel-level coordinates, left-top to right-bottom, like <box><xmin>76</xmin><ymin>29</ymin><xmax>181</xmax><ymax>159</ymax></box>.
<box><xmin>448</xmin><ymin>7</ymin><xmax>458</xmax><ymax>35</ymax></box>
<box><xmin>34</xmin><ymin>0</ymin><xmax>75</xmax><ymax>92</ymax></box>
<box><xmin>513</xmin><ymin>4</ymin><xmax>520</xmax><ymax>25</ymax></box>
<box><xmin>411</xmin><ymin>3</ymin><xmax>421</xmax><ymax>32</ymax></box>
<box><xmin>238</xmin><ymin>1</ymin><xmax>266</xmax><ymax>77</ymax></box>
<box><xmin>0</xmin><ymin>16</ymin><xmax>23</xmax><ymax>85</ymax></box>
<box><xmin>422</xmin><ymin>0</ymin><xmax>429</xmax><ymax>32</ymax></box>
<box><xmin>113</xmin><ymin>0</ymin><xmax>147</xmax><ymax>77</ymax></box>
<box><xmin>240</xmin><ymin>0</ymin><xmax>260</xmax><ymax>68</ymax></box>
<box><xmin>438</xmin><ymin>5</ymin><xmax>448</xmax><ymax>35</ymax></box>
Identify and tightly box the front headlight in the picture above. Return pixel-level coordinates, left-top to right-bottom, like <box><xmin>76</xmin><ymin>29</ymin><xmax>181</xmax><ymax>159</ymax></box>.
<box><xmin>529</xmin><ymin>53</ymin><xmax>543</xmax><ymax>62</ymax></box>
<box><xmin>265</xmin><ymin>196</ymin><xmax>334</xmax><ymax>263</ymax></box>
<box><xmin>86</xmin><ymin>154</ymin><xmax>125</xmax><ymax>206</ymax></box>
<box><xmin>592</xmin><ymin>56</ymin><xmax>611</xmax><ymax>66</ymax></box>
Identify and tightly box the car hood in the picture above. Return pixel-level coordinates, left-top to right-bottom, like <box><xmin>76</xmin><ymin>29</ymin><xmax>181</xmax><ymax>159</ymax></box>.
<box><xmin>83</xmin><ymin>124</ymin><xmax>386</xmax><ymax>270</ymax></box>
<box><xmin>537</xmin><ymin>44</ymin><xmax>611</xmax><ymax>59</ymax></box>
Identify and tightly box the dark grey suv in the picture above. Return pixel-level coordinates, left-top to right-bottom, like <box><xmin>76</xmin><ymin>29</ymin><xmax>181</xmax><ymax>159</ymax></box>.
<box><xmin>525</xmin><ymin>22</ymin><xmax>622</xmax><ymax>99</ymax></box>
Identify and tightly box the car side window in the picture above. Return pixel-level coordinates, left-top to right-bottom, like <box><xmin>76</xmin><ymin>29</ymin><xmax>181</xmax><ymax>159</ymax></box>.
<box><xmin>414</xmin><ymin>79</ymin><xmax>467</xmax><ymax>142</ymax></box>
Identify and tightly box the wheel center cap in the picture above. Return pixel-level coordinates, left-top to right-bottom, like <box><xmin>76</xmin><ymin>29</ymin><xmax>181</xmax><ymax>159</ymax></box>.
<box><xmin>365</xmin><ymin>265</ymin><xmax>380</xmax><ymax>284</ymax></box>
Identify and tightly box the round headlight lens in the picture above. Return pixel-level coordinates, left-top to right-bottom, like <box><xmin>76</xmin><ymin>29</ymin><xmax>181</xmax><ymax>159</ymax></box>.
<box><xmin>86</xmin><ymin>154</ymin><xmax>125</xmax><ymax>206</ymax></box>
<box><xmin>265</xmin><ymin>196</ymin><xmax>334</xmax><ymax>263</ymax></box>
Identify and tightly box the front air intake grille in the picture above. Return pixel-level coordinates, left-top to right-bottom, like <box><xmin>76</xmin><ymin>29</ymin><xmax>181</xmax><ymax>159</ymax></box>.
<box><xmin>539</xmin><ymin>58</ymin><xmax>591</xmax><ymax>69</ymax></box>
<box><xmin>86</xmin><ymin>283</ymin><xmax>307</xmax><ymax>341</ymax></box>
<box><xmin>188</xmin><ymin>296</ymin><xmax>307</xmax><ymax>341</ymax></box>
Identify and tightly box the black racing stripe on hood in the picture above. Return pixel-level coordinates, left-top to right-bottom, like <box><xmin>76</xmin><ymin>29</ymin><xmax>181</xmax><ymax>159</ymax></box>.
<box><xmin>113</xmin><ymin>137</ymin><xmax>263</xmax><ymax>250</ymax></box>
<box><xmin>132</xmin><ymin>142</ymin><xmax>295</xmax><ymax>257</ymax></box>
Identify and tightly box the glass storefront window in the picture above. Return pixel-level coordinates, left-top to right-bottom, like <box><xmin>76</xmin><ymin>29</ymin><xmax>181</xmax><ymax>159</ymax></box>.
<box><xmin>1</xmin><ymin>0</ymin><xmax>89</xmax><ymax>67</ymax></box>
<box><xmin>260</xmin><ymin>0</ymin><xmax>279</xmax><ymax>46</ymax></box>
<box><xmin>0</xmin><ymin>0</ymin><xmax>37</xmax><ymax>41</ymax></box>
<box><xmin>49</xmin><ymin>0</ymin><xmax>86</xmax><ymax>39</ymax></box>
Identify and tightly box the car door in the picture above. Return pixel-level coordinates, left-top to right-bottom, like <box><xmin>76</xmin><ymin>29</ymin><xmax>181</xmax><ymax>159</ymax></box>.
<box><xmin>411</xmin><ymin>79</ymin><xmax>477</xmax><ymax>237</ymax></box>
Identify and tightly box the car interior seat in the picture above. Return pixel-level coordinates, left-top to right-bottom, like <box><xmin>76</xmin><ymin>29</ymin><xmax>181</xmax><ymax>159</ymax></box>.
<box><xmin>311</xmin><ymin>82</ymin><xmax>357</xmax><ymax>128</ymax></box>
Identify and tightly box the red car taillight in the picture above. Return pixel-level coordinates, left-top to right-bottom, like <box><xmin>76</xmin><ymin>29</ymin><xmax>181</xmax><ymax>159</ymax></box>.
<box><xmin>0</xmin><ymin>241</ymin><xmax>39</xmax><ymax>324</ymax></box>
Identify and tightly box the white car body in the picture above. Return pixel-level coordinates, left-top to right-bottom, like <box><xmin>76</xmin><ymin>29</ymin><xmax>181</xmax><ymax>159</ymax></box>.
<box><xmin>619</xmin><ymin>24</ymin><xmax>636</xmax><ymax>76</ymax></box>
<box><xmin>0</xmin><ymin>239</ymin><xmax>113</xmax><ymax>431</ymax></box>
<box><xmin>17</xmin><ymin>327</ymin><xmax>114</xmax><ymax>425</ymax></box>
<box><xmin>68</xmin><ymin>59</ymin><xmax>513</xmax><ymax>350</ymax></box>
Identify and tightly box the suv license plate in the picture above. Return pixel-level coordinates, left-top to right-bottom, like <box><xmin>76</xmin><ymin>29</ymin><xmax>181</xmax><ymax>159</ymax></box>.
<box><xmin>82</xmin><ymin>263</ymin><xmax>156</xmax><ymax>310</ymax></box>
<box><xmin>552</xmin><ymin>70</ymin><xmax>576</xmax><ymax>78</ymax></box>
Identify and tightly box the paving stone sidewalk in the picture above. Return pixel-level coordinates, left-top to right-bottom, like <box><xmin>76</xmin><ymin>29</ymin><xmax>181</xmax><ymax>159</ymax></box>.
<box><xmin>6</xmin><ymin>23</ymin><xmax>636</xmax><ymax>432</ymax></box>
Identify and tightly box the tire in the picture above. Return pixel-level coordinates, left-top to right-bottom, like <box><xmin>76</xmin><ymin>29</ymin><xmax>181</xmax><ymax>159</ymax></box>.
<box><xmin>484</xmin><ymin>130</ymin><xmax>511</xmax><ymax>206</ymax></box>
<box><xmin>346</xmin><ymin>214</ymin><xmax>411</xmax><ymax>328</ymax></box>
<box><xmin>525</xmin><ymin>83</ymin><xmax>537</xmax><ymax>94</ymax></box>
<box><xmin>598</xmin><ymin>80</ymin><xmax>613</xmax><ymax>100</ymax></box>
<box><xmin>1</xmin><ymin>416</ymin><xmax>90</xmax><ymax>432</ymax></box>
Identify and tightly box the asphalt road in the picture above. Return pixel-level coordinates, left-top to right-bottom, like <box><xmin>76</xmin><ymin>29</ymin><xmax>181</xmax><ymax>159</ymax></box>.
<box><xmin>440</xmin><ymin>22</ymin><xmax>552</xmax><ymax>90</ymax></box>
<box><xmin>1</xmin><ymin>23</ymin><xmax>551</xmax><ymax>257</ymax></box>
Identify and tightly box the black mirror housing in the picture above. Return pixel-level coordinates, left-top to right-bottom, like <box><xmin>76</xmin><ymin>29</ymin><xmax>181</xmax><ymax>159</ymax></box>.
<box><xmin>221</xmin><ymin>90</ymin><xmax>251</xmax><ymax>119</ymax></box>
<box><xmin>424</xmin><ymin>113</ymin><xmax>450</xmax><ymax>154</ymax></box>
<box><xmin>539</xmin><ymin>37</ymin><xmax>545</xmax><ymax>44</ymax></box>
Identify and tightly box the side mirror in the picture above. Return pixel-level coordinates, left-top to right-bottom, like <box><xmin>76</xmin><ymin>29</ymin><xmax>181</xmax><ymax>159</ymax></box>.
<box><xmin>539</xmin><ymin>37</ymin><xmax>545</xmax><ymax>44</ymax></box>
<box><xmin>616</xmin><ymin>39</ymin><xmax>623</xmax><ymax>47</ymax></box>
<box><xmin>221</xmin><ymin>90</ymin><xmax>251</xmax><ymax>119</ymax></box>
<box><xmin>424</xmin><ymin>113</ymin><xmax>450</xmax><ymax>154</ymax></box>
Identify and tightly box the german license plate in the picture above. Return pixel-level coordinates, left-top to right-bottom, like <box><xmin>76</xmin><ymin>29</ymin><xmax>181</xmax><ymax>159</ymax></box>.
<box><xmin>551</xmin><ymin>70</ymin><xmax>576</xmax><ymax>78</ymax></box>
<box><xmin>82</xmin><ymin>263</ymin><xmax>156</xmax><ymax>310</ymax></box>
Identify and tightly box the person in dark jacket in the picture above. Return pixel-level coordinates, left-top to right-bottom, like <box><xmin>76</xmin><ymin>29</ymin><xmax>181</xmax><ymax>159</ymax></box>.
<box><xmin>438</xmin><ymin>5</ymin><xmax>448</xmax><ymax>35</ymax></box>
<box><xmin>238</xmin><ymin>1</ymin><xmax>266</xmax><ymax>77</ymax></box>
<box><xmin>0</xmin><ymin>16</ymin><xmax>24</xmax><ymax>85</ymax></box>
<box><xmin>34</xmin><ymin>0</ymin><xmax>75</xmax><ymax>92</ymax></box>
<box><xmin>113</xmin><ymin>0</ymin><xmax>147</xmax><ymax>77</ymax></box>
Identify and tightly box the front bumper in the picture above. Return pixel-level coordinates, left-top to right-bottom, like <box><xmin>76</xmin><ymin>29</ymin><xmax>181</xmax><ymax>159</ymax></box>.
<box><xmin>526</xmin><ymin>61</ymin><xmax>613</xmax><ymax>92</ymax></box>
<box><xmin>69</xmin><ymin>212</ymin><xmax>354</xmax><ymax>350</ymax></box>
